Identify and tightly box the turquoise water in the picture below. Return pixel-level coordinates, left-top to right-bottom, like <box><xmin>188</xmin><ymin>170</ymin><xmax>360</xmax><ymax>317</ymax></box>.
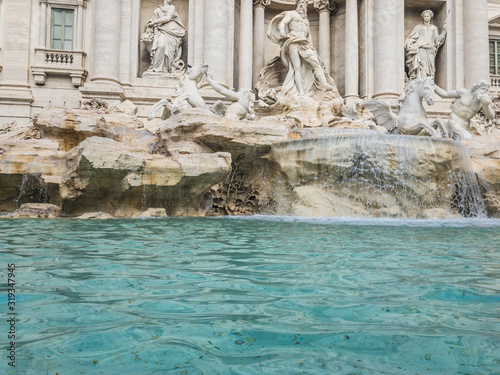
<box><xmin>1</xmin><ymin>217</ymin><xmax>500</xmax><ymax>374</ymax></box>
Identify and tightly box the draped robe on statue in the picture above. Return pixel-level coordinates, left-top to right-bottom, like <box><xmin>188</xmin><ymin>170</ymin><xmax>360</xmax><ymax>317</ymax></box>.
<box><xmin>149</xmin><ymin>5</ymin><xmax>186</xmax><ymax>73</ymax></box>
<box><xmin>267</xmin><ymin>12</ymin><xmax>324</xmax><ymax>98</ymax></box>
<box><xmin>405</xmin><ymin>23</ymin><xmax>445</xmax><ymax>80</ymax></box>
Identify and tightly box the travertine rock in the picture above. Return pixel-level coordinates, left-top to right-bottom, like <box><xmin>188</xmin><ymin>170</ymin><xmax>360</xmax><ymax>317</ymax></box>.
<box><xmin>464</xmin><ymin>135</ymin><xmax>500</xmax><ymax>217</ymax></box>
<box><xmin>12</xmin><ymin>203</ymin><xmax>61</xmax><ymax>219</ymax></box>
<box><xmin>60</xmin><ymin>137</ymin><xmax>231</xmax><ymax>217</ymax></box>
<box><xmin>138</xmin><ymin>208</ymin><xmax>167</xmax><ymax>218</ymax></box>
<box><xmin>76</xmin><ymin>212</ymin><xmax>115</xmax><ymax>220</ymax></box>
<box><xmin>0</xmin><ymin>134</ymin><xmax>65</xmax><ymax>212</ymax></box>
<box><xmin>463</xmin><ymin>136</ymin><xmax>500</xmax><ymax>159</ymax></box>
<box><xmin>34</xmin><ymin>107</ymin><xmax>154</xmax><ymax>152</ymax></box>
<box><xmin>158</xmin><ymin>110</ymin><xmax>289</xmax><ymax>165</ymax></box>
<box><xmin>114</xmin><ymin>100</ymin><xmax>139</xmax><ymax>116</ymax></box>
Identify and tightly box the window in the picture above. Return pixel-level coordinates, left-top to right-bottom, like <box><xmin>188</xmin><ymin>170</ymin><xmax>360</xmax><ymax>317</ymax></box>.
<box><xmin>489</xmin><ymin>39</ymin><xmax>500</xmax><ymax>75</ymax></box>
<box><xmin>51</xmin><ymin>8</ymin><xmax>74</xmax><ymax>51</ymax></box>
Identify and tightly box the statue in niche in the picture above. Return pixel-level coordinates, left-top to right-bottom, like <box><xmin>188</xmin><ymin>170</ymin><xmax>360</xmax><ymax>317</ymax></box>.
<box><xmin>256</xmin><ymin>0</ymin><xmax>343</xmax><ymax>128</ymax></box>
<box><xmin>405</xmin><ymin>10</ymin><xmax>447</xmax><ymax>81</ymax></box>
<box><xmin>268</xmin><ymin>0</ymin><xmax>334</xmax><ymax>97</ymax></box>
<box><xmin>141</xmin><ymin>0</ymin><xmax>186</xmax><ymax>75</ymax></box>
<box><xmin>435</xmin><ymin>80</ymin><xmax>495</xmax><ymax>141</ymax></box>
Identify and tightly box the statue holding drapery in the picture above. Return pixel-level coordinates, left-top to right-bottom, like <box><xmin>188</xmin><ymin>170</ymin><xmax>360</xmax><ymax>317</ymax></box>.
<box><xmin>141</xmin><ymin>0</ymin><xmax>186</xmax><ymax>74</ymax></box>
<box><xmin>405</xmin><ymin>10</ymin><xmax>446</xmax><ymax>81</ymax></box>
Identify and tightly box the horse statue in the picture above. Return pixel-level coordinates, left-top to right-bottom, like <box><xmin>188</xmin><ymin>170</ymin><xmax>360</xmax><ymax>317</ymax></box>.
<box><xmin>148</xmin><ymin>63</ymin><xmax>214</xmax><ymax>121</ymax></box>
<box><xmin>361</xmin><ymin>77</ymin><xmax>447</xmax><ymax>137</ymax></box>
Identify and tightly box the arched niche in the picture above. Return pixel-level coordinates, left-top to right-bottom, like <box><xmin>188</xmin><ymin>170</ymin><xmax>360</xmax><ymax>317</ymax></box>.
<box><xmin>404</xmin><ymin>1</ymin><xmax>447</xmax><ymax>88</ymax></box>
<box><xmin>139</xmin><ymin>0</ymin><xmax>190</xmax><ymax>77</ymax></box>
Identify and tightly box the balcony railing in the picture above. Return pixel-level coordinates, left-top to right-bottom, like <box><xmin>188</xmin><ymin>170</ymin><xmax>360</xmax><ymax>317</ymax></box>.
<box><xmin>31</xmin><ymin>48</ymin><xmax>87</xmax><ymax>87</ymax></box>
<box><xmin>491</xmin><ymin>75</ymin><xmax>500</xmax><ymax>89</ymax></box>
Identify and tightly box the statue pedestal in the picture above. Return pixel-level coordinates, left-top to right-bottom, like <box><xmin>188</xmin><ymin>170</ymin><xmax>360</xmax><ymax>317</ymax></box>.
<box><xmin>141</xmin><ymin>71</ymin><xmax>184</xmax><ymax>79</ymax></box>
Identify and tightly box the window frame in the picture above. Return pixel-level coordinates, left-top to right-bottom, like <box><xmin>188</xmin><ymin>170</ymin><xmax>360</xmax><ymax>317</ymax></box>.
<box><xmin>45</xmin><ymin>3</ymin><xmax>78</xmax><ymax>51</ymax></box>
<box><xmin>489</xmin><ymin>39</ymin><xmax>500</xmax><ymax>76</ymax></box>
<box><xmin>50</xmin><ymin>7</ymin><xmax>75</xmax><ymax>51</ymax></box>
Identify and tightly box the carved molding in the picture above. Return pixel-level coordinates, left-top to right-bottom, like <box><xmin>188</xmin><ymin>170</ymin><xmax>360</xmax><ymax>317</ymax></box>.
<box><xmin>313</xmin><ymin>0</ymin><xmax>337</xmax><ymax>13</ymax></box>
<box><xmin>253</xmin><ymin>0</ymin><xmax>271</xmax><ymax>8</ymax></box>
<box><xmin>39</xmin><ymin>0</ymin><xmax>88</xmax><ymax>5</ymax></box>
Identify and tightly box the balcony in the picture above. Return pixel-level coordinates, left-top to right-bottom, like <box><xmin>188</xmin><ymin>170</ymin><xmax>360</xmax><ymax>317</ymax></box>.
<box><xmin>31</xmin><ymin>48</ymin><xmax>87</xmax><ymax>87</ymax></box>
<box><xmin>490</xmin><ymin>75</ymin><xmax>500</xmax><ymax>96</ymax></box>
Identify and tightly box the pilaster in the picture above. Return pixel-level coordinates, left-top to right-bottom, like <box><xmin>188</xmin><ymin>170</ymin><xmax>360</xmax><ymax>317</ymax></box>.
<box><xmin>239</xmin><ymin>0</ymin><xmax>253</xmax><ymax>89</ymax></box>
<box><xmin>372</xmin><ymin>0</ymin><xmax>404</xmax><ymax>100</ymax></box>
<box><xmin>203</xmin><ymin>0</ymin><xmax>230</xmax><ymax>85</ymax></box>
<box><xmin>463</xmin><ymin>0</ymin><xmax>489</xmax><ymax>87</ymax></box>
<box><xmin>252</xmin><ymin>0</ymin><xmax>270</xmax><ymax>86</ymax></box>
<box><xmin>314</xmin><ymin>0</ymin><xmax>336</xmax><ymax>75</ymax></box>
<box><xmin>80</xmin><ymin>0</ymin><xmax>123</xmax><ymax>102</ymax></box>
<box><xmin>344</xmin><ymin>0</ymin><xmax>359</xmax><ymax>103</ymax></box>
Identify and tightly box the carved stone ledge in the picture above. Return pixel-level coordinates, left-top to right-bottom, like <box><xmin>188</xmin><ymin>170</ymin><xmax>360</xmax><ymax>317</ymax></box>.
<box><xmin>31</xmin><ymin>48</ymin><xmax>87</xmax><ymax>87</ymax></box>
<box><xmin>39</xmin><ymin>0</ymin><xmax>88</xmax><ymax>5</ymax></box>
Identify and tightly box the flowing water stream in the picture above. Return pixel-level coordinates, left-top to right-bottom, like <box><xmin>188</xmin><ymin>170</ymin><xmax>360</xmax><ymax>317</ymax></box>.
<box><xmin>268</xmin><ymin>135</ymin><xmax>486</xmax><ymax>218</ymax></box>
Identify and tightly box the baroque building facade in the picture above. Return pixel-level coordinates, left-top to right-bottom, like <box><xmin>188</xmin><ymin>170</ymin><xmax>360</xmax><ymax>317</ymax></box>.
<box><xmin>0</xmin><ymin>0</ymin><xmax>493</xmax><ymax>122</ymax></box>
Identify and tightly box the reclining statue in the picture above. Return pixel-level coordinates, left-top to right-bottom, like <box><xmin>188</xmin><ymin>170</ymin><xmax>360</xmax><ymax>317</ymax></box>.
<box><xmin>434</xmin><ymin>80</ymin><xmax>495</xmax><ymax>141</ymax></box>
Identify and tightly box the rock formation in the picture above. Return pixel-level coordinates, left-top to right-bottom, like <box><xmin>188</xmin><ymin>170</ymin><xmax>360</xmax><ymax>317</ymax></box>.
<box><xmin>0</xmin><ymin>93</ymin><xmax>499</xmax><ymax>219</ymax></box>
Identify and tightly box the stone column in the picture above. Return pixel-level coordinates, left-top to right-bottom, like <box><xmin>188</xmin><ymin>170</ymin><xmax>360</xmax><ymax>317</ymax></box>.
<box><xmin>239</xmin><ymin>0</ymin><xmax>253</xmax><ymax>89</ymax></box>
<box><xmin>252</xmin><ymin>0</ymin><xmax>270</xmax><ymax>86</ymax></box>
<box><xmin>372</xmin><ymin>0</ymin><xmax>404</xmax><ymax>100</ymax></box>
<box><xmin>192</xmin><ymin>0</ymin><xmax>205</xmax><ymax>67</ymax></box>
<box><xmin>75</xmin><ymin>3</ymin><xmax>84</xmax><ymax>50</ymax></box>
<box><xmin>344</xmin><ymin>0</ymin><xmax>359</xmax><ymax>103</ymax></box>
<box><xmin>90</xmin><ymin>0</ymin><xmax>122</xmax><ymax>84</ymax></box>
<box><xmin>129</xmin><ymin>0</ymin><xmax>141</xmax><ymax>80</ymax></box>
<box><xmin>204</xmin><ymin>0</ymin><xmax>228</xmax><ymax>83</ymax></box>
<box><xmin>39</xmin><ymin>1</ymin><xmax>47</xmax><ymax>47</ymax></box>
<box><xmin>463</xmin><ymin>0</ymin><xmax>489</xmax><ymax>87</ymax></box>
<box><xmin>314</xmin><ymin>0</ymin><xmax>334</xmax><ymax>75</ymax></box>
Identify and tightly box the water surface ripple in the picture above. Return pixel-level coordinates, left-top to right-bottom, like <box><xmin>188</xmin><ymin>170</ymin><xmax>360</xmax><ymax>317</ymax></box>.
<box><xmin>1</xmin><ymin>217</ymin><xmax>499</xmax><ymax>374</ymax></box>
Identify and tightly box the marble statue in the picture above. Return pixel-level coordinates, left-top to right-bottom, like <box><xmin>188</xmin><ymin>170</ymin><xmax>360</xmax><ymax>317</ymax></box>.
<box><xmin>362</xmin><ymin>77</ymin><xmax>446</xmax><ymax>137</ymax></box>
<box><xmin>435</xmin><ymin>80</ymin><xmax>495</xmax><ymax>141</ymax></box>
<box><xmin>405</xmin><ymin>10</ymin><xmax>447</xmax><ymax>81</ymax></box>
<box><xmin>142</xmin><ymin>0</ymin><xmax>186</xmax><ymax>74</ymax></box>
<box><xmin>148</xmin><ymin>63</ymin><xmax>209</xmax><ymax>120</ymax></box>
<box><xmin>148</xmin><ymin>63</ymin><xmax>255</xmax><ymax>121</ymax></box>
<box><xmin>205</xmin><ymin>74</ymin><xmax>255</xmax><ymax>121</ymax></box>
<box><xmin>268</xmin><ymin>0</ymin><xmax>334</xmax><ymax>97</ymax></box>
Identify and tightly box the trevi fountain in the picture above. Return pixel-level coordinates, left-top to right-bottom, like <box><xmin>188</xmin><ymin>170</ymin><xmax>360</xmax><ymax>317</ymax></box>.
<box><xmin>1</xmin><ymin>1</ymin><xmax>499</xmax><ymax>374</ymax></box>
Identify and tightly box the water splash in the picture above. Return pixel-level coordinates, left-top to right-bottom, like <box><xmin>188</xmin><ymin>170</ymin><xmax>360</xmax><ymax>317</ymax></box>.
<box><xmin>267</xmin><ymin>134</ymin><xmax>486</xmax><ymax>218</ymax></box>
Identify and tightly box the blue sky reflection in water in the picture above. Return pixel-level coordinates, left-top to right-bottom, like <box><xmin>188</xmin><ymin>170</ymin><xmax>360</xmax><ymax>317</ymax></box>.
<box><xmin>1</xmin><ymin>217</ymin><xmax>499</xmax><ymax>374</ymax></box>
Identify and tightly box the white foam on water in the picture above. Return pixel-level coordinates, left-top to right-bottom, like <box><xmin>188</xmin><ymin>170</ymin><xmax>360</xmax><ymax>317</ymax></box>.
<box><xmin>217</xmin><ymin>214</ymin><xmax>500</xmax><ymax>228</ymax></box>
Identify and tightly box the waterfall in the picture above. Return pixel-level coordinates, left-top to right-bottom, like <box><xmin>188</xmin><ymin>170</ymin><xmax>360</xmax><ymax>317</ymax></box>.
<box><xmin>267</xmin><ymin>134</ymin><xmax>486</xmax><ymax>218</ymax></box>
<box><xmin>14</xmin><ymin>170</ymin><xmax>50</xmax><ymax>208</ymax></box>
